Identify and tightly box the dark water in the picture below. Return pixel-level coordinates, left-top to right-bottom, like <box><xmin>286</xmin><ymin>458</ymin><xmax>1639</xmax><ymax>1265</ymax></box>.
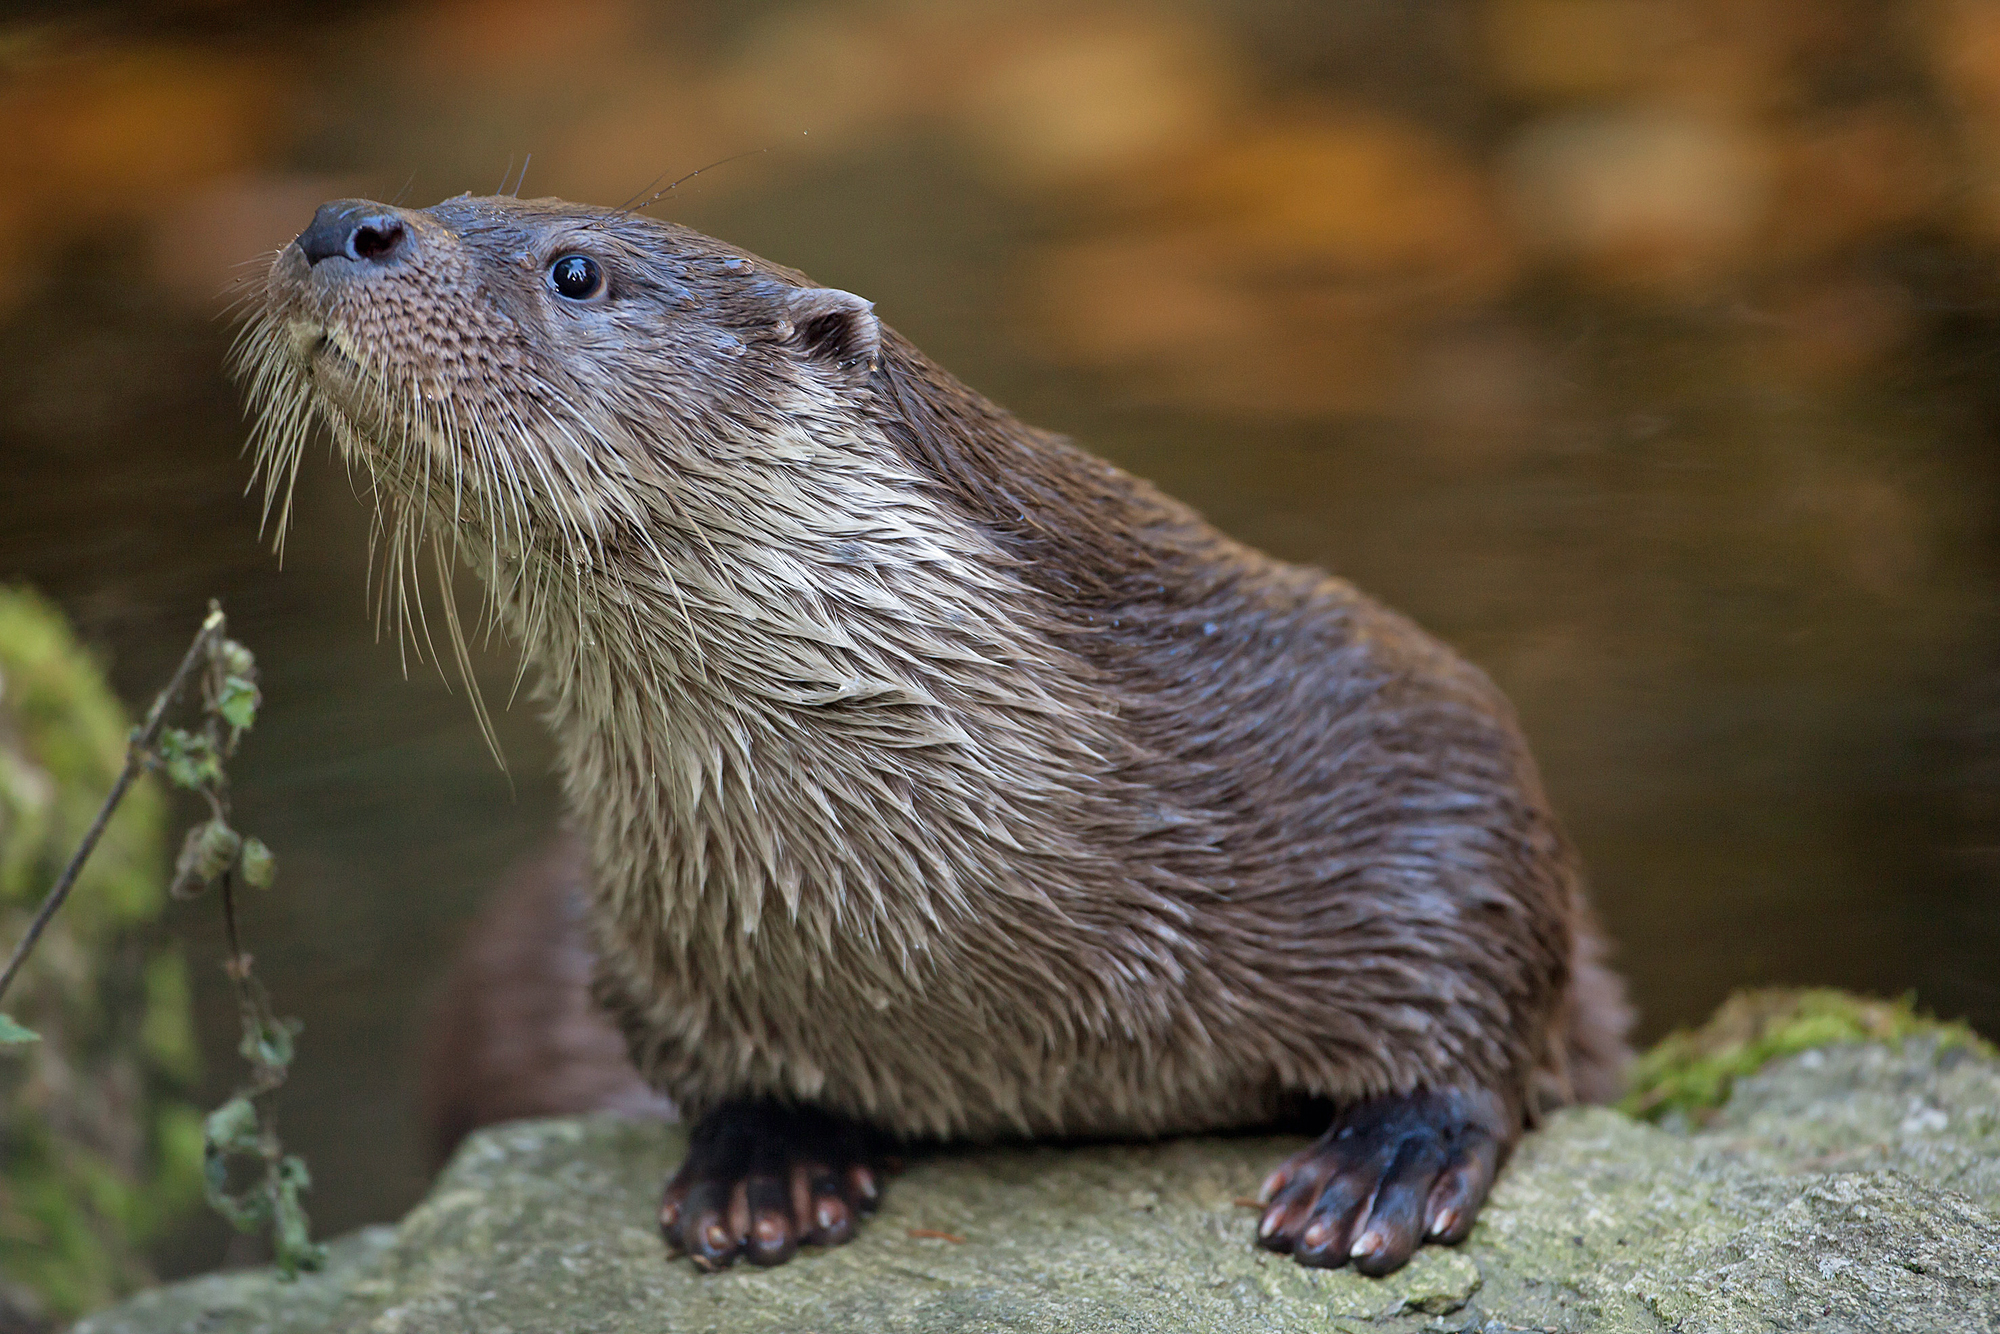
<box><xmin>1</xmin><ymin>0</ymin><xmax>1996</xmax><ymax>1274</ymax></box>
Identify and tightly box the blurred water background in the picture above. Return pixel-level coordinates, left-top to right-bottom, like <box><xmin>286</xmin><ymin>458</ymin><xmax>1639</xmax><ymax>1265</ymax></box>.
<box><xmin>0</xmin><ymin>0</ymin><xmax>1996</xmax><ymax>1277</ymax></box>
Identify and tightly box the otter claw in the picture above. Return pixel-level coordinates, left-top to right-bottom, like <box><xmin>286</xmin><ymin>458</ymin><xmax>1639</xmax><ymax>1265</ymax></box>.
<box><xmin>1255</xmin><ymin>1088</ymin><xmax>1508</xmax><ymax>1276</ymax></box>
<box><xmin>660</xmin><ymin>1100</ymin><xmax>889</xmax><ymax>1270</ymax></box>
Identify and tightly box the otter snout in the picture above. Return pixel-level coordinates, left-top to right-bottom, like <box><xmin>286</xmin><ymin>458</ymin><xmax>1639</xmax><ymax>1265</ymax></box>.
<box><xmin>295</xmin><ymin>199</ymin><xmax>409</xmax><ymax>267</ymax></box>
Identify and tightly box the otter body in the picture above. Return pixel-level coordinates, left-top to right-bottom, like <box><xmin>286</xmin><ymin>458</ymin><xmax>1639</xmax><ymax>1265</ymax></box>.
<box><xmin>241</xmin><ymin>194</ymin><xmax>1628</xmax><ymax>1275</ymax></box>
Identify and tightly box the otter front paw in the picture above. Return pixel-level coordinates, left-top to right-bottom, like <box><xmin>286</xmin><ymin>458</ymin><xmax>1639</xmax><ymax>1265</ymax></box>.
<box><xmin>1255</xmin><ymin>1088</ymin><xmax>1509</xmax><ymax>1276</ymax></box>
<box><xmin>660</xmin><ymin>1100</ymin><xmax>888</xmax><ymax>1271</ymax></box>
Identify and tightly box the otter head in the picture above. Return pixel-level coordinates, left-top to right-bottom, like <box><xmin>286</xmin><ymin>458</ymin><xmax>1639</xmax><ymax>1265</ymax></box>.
<box><xmin>233</xmin><ymin>194</ymin><xmax>1022</xmax><ymax>742</ymax></box>
<box><xmin>234</xmin><ymin>193</ymin><xmax>1072</xmax><ymax>783</ymax></box>
<box><xmin>238</xmin><ymin>194</ymin><xmax>889</xmax><ymax>569</ymax></box>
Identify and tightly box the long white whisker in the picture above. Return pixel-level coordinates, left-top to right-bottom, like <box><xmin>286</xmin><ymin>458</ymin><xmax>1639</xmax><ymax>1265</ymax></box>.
<box><xmin>434</xmin><ymin>529</ymin><xmax>508</xmax><ymax>773</ymax></box>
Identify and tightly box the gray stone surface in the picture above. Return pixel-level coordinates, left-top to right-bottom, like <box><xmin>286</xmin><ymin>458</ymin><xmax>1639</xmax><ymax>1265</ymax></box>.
<box><xmin>80</xmin><ymin>1038</ymin><xmax>2000</xmax><ymax>1333</ymax></box>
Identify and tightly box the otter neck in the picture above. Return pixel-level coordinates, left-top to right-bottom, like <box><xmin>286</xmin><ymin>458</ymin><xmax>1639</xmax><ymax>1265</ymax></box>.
<box><xmin>495</xmin><ymin>412</ymin><xmax>1130</xmax><ymax>980</ymax></box>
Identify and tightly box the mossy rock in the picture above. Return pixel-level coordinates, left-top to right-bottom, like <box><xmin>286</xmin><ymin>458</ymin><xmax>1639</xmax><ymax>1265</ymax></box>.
<box><xmin>1620</xmin><ymin>986</ymin><xmax>1995</xmax><ymax>1124</ymax></box>
<box><xmin>0</xmin><ymin>588</ymin><xmax>203</xmax><ymax>1325</ymax></box>
<box><xmin>73</xmin><ymin>1019</ymin><xmax>2000</xmax><ymax>1334</ymax></box>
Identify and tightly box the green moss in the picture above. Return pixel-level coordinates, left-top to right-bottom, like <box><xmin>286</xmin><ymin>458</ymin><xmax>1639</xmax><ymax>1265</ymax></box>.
<box><xmin>0</xmin><ymin>588</ymin><xmax>165</xmax><ymax>928</ymax></box>
<box><xmin>140</xmin><ymin>952</ymin><xmax>199</xmax><ymax>1084</ymax></box>
<box><xmin>1620</xmin><ymin>987</ymin><xmax>1996</xmax><ymax>1122</ymax></box>
<box><xmin>145</xmin><ymin>1104</ymin><xmax>208</xmax><ymax>1232</ymax></box>
<box><xmin>0</xmin><ymin>587</ymin><xmax>203</xmax><ymax>1322</ymax></box>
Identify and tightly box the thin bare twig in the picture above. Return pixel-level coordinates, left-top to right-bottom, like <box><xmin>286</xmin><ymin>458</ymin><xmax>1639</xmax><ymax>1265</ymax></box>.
<box><xmin>0</xmin><ymin>603</ymin><xmax>226</xmax><ymax>1007</ymax></box>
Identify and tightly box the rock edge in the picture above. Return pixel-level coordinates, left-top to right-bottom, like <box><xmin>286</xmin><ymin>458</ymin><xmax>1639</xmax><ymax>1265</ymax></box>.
<box><xmin>79</xmin><ymin>1037</ymin><xmax>2000</xmax><ymax>1334</ymax></box>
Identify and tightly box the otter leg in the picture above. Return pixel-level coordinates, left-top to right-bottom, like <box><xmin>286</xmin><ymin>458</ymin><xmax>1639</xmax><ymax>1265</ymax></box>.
<box><xmin>1255</xmin><ymin>1088</ymin><xmax>1509</xmax><ymax>1276</ymax></box>
<box><xmin>660</xmin><ymin>1100</ymin><xmax>886</xmax><ymax>1271</ymax></box>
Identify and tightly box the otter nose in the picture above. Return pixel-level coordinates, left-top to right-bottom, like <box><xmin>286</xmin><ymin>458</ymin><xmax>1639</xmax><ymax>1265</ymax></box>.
<box><xmin>296</xmin><ymin>201</ymin><xmax>408</xmax><ymax>266</ymax></box>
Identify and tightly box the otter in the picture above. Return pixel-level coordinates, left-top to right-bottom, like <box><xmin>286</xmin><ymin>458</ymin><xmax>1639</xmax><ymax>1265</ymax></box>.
<box><xmin>237</xmin><ymin>193</ymin><xmax>1631</xmax><ymax>1276</ymax></box>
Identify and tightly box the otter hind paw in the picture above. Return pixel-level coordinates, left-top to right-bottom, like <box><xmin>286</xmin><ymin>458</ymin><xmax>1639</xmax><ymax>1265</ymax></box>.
<box><xmin>1255</xmin><ymin>1088</ymin><xmax>1507</xmax><ymax>1276</ymax></box>
<box><xmin>660</xmin><ymin>1100</ymin><xmax>887</xmax><ymax>1271</ymax></box>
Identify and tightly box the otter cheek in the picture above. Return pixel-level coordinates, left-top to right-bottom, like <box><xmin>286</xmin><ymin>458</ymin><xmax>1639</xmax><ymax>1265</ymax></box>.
<box><xmin>283</xmin><ymin>319</ymin><xmax>322</xmax><ymax>363</ymax></box>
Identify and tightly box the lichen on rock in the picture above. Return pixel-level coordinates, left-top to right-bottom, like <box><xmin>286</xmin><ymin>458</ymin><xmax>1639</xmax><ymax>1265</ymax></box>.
<box><xmin>72</xmin><ymin>1020</ymin><xmax>2000</xmax><ymax>1334</ymax></box>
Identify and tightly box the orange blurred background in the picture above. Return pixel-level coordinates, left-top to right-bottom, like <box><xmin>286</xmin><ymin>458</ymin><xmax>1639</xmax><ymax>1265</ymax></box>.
<box><xmin>2</xmin><ymin>0</ymin><xmax>1996</xmax><ymax>1275</ymax></box>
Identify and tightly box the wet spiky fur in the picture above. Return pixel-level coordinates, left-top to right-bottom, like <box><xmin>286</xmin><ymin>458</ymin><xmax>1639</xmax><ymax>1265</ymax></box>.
<box><xmin>236</xmin><ymin>195</ymin><xmax>1629</xmax><ymax>1146</ymax></box>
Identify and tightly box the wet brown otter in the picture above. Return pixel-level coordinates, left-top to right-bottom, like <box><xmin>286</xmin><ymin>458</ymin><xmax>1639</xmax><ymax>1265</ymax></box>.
<box><xmin>238</xmin><ymin>193</ymin><xmax>1630</xmax><ymax>1276</ymax></box>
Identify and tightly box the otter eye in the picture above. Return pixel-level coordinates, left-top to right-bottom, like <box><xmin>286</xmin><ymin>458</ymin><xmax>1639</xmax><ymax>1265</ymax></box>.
<box><xmin>549</xmin><ymin>254</ymin><xmax>604</xmax><ymax>301</ymax></box>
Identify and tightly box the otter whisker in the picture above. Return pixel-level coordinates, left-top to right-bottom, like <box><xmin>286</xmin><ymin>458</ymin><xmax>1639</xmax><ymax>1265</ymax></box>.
<box><xmin>508</xmin><ymin>397</ymin><xmax>591</xmax><ymax>549</ymax></box>
<box><xmin>384</xmin><ymin>503</ymin><xmax>408</xmax><ymax>667</ymax></box>
<box><xmin>466</xmin><ymin>407</ymin><xmax>515</xmax><ymax>637</ymax></box>
<box><xmin>504</xmin><ymin>404</ymin><xmax>599</xmax><ymax>643</ymax></box>
<box><xmin>231</xmin><ymin>317</ymin><xmax>315</xmax><ymax>557</ymax></box>
<box><xmin>434</xmin><ymin>528</ymin><xmax>508</xmax><ymax>772</ymax></box>
<box><xmin>613</xmin><ymin>146</ymin><xmax>775</xmax><ymax>219</ymax></box>
<box><xmin>359</xmin><ymin>463</ymin><xmax>390</xmax><ymax>644</ymax></box>
<box><xmin>217</xmin><ymin>253</ymin><xmax>285</xmax><ymax>320</ymax></box>
<box><xmin>501</xmin><ymin>401</ymin><xmax>541</xmax><ymax>552</ymax></box>
<box><xmin>431</xmin><ymin>385</ymin><xmax>481</xmax><ymax>568</ymax></box>
<box><xmin>463</xmin><ymin>389</ymin><xmax>532</xmax><ymax>567</ymax></box>
<box><xmin>472</xmin><ymin>400</ymin><xmax>538</xmax><ymax>658</ymax></box>
<box><xmin>445</xmin><ymin>392</ymin><xmax>469</xmax><ymax>566</ymax></box>
<box><xmin>401</xmin><ymin>500</ymin><xmax>444</xmax><ymax>680</ymax></box>
<box><xmin>486</xmin><ymin>408</ymin><xmax>572</xmax><ymax>668</ymax></box>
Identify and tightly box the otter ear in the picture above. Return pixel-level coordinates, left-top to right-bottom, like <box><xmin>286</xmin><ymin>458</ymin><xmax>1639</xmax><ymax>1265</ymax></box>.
<box><xmin>779</xmin><ymin>287</ymin><xmax>880</xmax><ymax>372</ymax></box>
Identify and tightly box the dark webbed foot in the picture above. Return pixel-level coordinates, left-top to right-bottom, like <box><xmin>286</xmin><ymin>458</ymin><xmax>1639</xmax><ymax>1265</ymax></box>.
<box><xmin>1256</xmin><ymin>1088</ymin><xmax>1510</xmax><ymax>1275</ymax></box>
<box><xmin>661</xmin><ymin>1100</ymin><xmax>888</xmax><ymax>1271</ymax></box>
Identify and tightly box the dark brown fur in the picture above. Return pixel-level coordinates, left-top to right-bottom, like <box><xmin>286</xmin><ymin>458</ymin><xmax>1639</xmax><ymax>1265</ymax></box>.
<box><xmin>867</xmin><ymin>326</ymin><xmax>1633</xmax><ymax>1115</ymax></box>
<box><xmin>241</xmin><ymin>194</ymin><xmax>1631</xmax><ymax>1274</ymax></box>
